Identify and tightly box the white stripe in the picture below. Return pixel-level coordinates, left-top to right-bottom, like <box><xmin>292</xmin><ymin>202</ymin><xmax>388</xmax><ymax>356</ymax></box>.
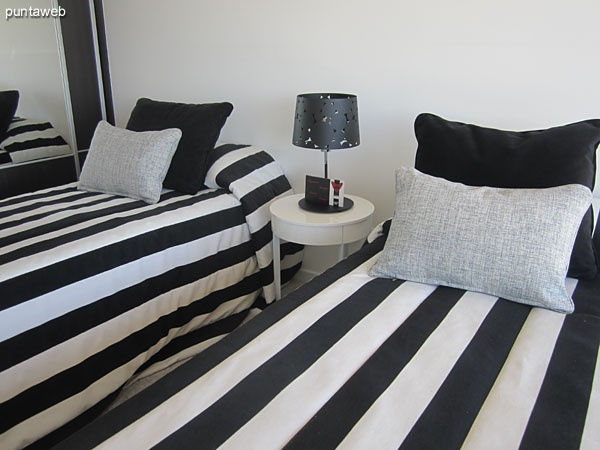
<box><xmin>262</xmin><ymin>282</ymin><xmax>277</xmax><ymax>304</ymax></box>
<box><xmin>0</xmin><ymin>183</ymin><xmax>79</xmax><ymax>214</ymax></box>
<box><xmin>244</xmin><ymin>188</ymin><xmax>292</xmax><ymax>233</ymax></box>
<box><xmin>0</xmin><ymin>220</ymin><xmax>249</xmax><ymax>345</ymax></box>
<box><xmin>0</xmin><ymin>248</ymin><xmax>255</xmax><ymax>403</ymax></box>
<box><xmin>244</xmin><ymin>203</ymin><xmax>271</xmax><ymax>233</ymax></box>
<box><xmin>221</xmin><ymin>281</ymin><xmax>437</xmax><ymax>450</ymax></box>
<box><xmin>281</xmin><ymin>247</ymin><xmax>304</xmax><ymax>270</ymax></box>
<box><xmin>95</xmin><ymin>255</ymin><xmax>379</xmax><ymax>450</ymax></box>
<box><xmin>228</xmin><ymin>161</ymin><xmax>284</xmax><ymax>199</ymax></box>
<box><xmin>205</xmin><ymin>146</ymin><xmax>263</xmax><ymax>189</ymax></box>
<box><xmin>0</xmin><ymin>193</ymin><xmax>240</xmax><ymax>282</ymax></box>
<box><xmin>338</xmin><ymin>291</ymin><xmax>497</xmax><ymax>450</ymax></box>
<box><xmin>254</xmin><ymin>240</ymin><xmax>271</xmax><ymax>267</ymax></box>
<box><xmin>462</xmin><ymin>307</ymin><xmax>566</xmax><ymax>450</ymax></box>
<box><xmin>580</xmin><ymin>344</ymin><xmax>600</xmax><ymax>450</ymax></box>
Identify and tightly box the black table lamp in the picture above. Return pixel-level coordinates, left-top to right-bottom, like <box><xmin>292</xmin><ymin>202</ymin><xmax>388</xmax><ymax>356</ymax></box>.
<box><xmin>293</xmin><ymin>93</ymin><xmax>359</xmax><ymax>213</ymax></box>
<box><xmin>293</xmin><ymin>93</ymin><xmax>360</xmax><ymax>179</ymax></box>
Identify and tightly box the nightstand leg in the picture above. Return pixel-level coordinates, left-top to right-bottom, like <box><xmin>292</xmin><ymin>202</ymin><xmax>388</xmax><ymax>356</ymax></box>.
<box><xmin>273</xmin><ymin>234</ymin><xmax>281</xmax><ymax>300</ymax></box>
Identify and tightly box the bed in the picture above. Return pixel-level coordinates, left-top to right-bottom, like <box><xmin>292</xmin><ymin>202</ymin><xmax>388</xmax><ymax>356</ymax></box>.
<box><xmin>51</xmin><ymin>215</ymin><xmax>600</xmax><ymax>450</ymax></box>
<box><xmin>0</xmin><ymin>142</ymin><xmax>302</xmax><ymax>449</ymax></box>
<box><xmin>49</xmin><ymin>113</ymin><xmax>600</xmax><ymax>450</ymax></box>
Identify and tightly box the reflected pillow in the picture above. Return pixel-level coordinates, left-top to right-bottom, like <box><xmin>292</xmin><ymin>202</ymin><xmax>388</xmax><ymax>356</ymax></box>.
<box><xmin>1</xmin><ymin>117</ymin><xmax>71</xmax><ymax>163</ymax></box>
<box><xmin>414</xmin><ymin>113</ymin><xmax>600</xmax><ymax>279</ymax></box>
<box><xmin>79</xmin><ymin>121</ymin><xmax>181</xmax><ymax>204</ymax></box>
<box><xmin>126</xmin><ymin>98</ymin><xmax>233</xmax><ymax>194</ymax></box>
<box><xmin>0</xmin><ymin>90</ymin><xmax>19</xmax><ymax>140</ymax></box>
<box><xmin>369</xmin><ymin>167</ymin><xmax>592</xmax><ymax>314</ymax></box>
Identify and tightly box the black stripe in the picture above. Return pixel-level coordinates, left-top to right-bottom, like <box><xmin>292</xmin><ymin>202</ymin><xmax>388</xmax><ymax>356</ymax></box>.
<box><xmin>262</xmin><ymin>246</ymin><xmax>304</xmax><ymax>288</ymax></box>
<box><xmin>0</xmin><ymin>185</ymin><xmax>77</xmax><ymax>209</ymax></box>
<box><xmin>284</xmin><ymin>285</ymin><xmax>465</xmax><ymax>449</ymax></box>
<box><xmin>572</xmin><ymin>272</ymin><xmax>600</xmax><ymax>317</ymax></box>
<box><xmin>0</xmin><ymin>244</ymin><xmax>258</xmax><ymax>433</ymax></box>
<box><xmin>400</xmin><ymin>299</ymin><xmax>531</xmax><ymax>450</ymax></box>
<box><xmin>215</xmin><ymin>151</ymin><xmax>274</xmax><ymax>189</ymax></box>
<box><xmin>250</xmin><ymin>220</ymin><xmax>272</xmax><ymax>251</ymax></box>
<box><xmin>0</xmin><ymin>190</ymin><xmax>185</xmax><ymax>260</ymax></box>
<box><xmin>239</xmin><ymin>175</ymin><xmax>291</xmax><ymax>216</ymax></box>
<box><xmin>258</xmin><ymin>262</ymin><xmax>275</xmax><ymax>286</ymax></box>
<box><xmin>519</xmin><ymin>313</ymin><xmax>600</xmax><ymax>450</ymax></box>
<box><xmin>4</xmin><ymin>121</ymin><xmax>52</xmax><ymax>137</ymax></box>
<box><xmin>4</xmin><ymin>136</ymin><xmax>68</xmax><ymax>153</ymax></box>
<box><xmin>248</xmin><ymin>295</ymin><xmax>269</xmax><ymax>311</ymax></box>
<box><xmin>0</xmin><ymin>189</ymin><xmax>93</xmax><ymax>221</ymax></box>
<box><xmin>0</xmin><ymin>193</ymin><xmax>238</xmax><ymax>311</ymax></box>
<box><xmin>281</xmin><ymin>242</ymin><xmax>304</xmax><ymax>257</ymax></box>
<box><xmin>23</xmin><ymin>388</ymin><xmax>121</xmax><ymax>450</ymax></box>
<box><xmin>52</xmin><ymin>238</ymin><xmax>385</xmax><ymax>449</ymax></box>
<box><xmin>206</xmin><ymin>144</ymin><xmax>250</xmax><ymax>171</ymax></box>
<box><xmin>0</xmin><ymin>151</ymin><xmax>10</xmax><ymax>164</ymax></box>
<box><xmin>156</xmin><ymin>278</ymin><xmax>404</xmax><ymax>449</ymax></box>
<box><xmin>281</xmin><ymin>262</ymin><xmax>302</xmax><ymax>285</ymax></box>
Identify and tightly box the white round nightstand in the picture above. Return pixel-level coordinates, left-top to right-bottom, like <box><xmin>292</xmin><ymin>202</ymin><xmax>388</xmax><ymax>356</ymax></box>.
<box><xmin>270</xmin><ymin>193</ymin><xmax>375</xmax><ymax>299</ymax></box>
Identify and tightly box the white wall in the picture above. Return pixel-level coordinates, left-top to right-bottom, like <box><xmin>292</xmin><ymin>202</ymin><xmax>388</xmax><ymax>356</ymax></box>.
<box><xmin>1</xmin><ymin>0</ymin><xmax>70</xmax><ymax>146</ymax></box>
<box><xmin>102</xmin><ymin>0</ymin><xmax>600</xmax><ymax>273</ymax></box>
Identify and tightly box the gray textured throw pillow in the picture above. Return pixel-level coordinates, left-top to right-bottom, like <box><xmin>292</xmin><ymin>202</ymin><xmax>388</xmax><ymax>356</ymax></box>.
<box><xmin>79</xmin><ymin>121</ymin><xmax>181</xmax><ymax>204</ymax></box>
<box><xmin>369</xmin><ymin>167</ymin><xmax>592</xmax><ymax>313</ymax></box>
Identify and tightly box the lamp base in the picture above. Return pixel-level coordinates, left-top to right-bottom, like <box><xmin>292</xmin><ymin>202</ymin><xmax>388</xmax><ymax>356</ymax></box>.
<box><xmin>298</xmin><ymin>197</ymin><xmax>354</xmax><ymax>213</ymax></box>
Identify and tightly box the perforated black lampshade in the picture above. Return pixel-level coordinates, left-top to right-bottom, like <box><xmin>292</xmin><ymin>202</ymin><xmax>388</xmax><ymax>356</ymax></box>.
<box><xmin>293</xmin><ymin>93</ymin><xmax>360</xmax><ymax>150</ymax></box>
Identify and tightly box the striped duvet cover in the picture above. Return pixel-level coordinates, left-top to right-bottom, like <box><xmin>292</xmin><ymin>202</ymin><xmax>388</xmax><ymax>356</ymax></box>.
<box><xmin>0</xmin><ymin>145</ymin><xmax>301</xmax><ymax>449</ymax></box>
<box><xmin>57</xmin><ymin>230</ymin><xmax>600</xmax><ymax>449</ymax></box>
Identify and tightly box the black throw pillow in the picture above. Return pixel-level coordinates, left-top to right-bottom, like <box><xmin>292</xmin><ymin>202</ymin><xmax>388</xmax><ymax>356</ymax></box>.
<box><xmin>414</xmin><ymin>113</ymin><xmax>600</xmax><ymax>279</ymax></box>
<box><xmin>126</xmin><ymin>98</ymin><xmax>233</xmax><ymax>194</ymax></box>
<box><xmin>0</xmin><ymin>90</ymin><xmax>19</xmax><ymax>141</ymax></box>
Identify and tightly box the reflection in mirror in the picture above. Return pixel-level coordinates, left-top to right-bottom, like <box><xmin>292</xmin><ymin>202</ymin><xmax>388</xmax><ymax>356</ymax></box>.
<box><xmin>1</xmin><ymin>0</ymin><xmax>73</xmax><ymax>150</ymax></box>
<box><xmin>0</xmin><ymin>0</ymin><xmax>78</xmax><ymax>197</ymax></box>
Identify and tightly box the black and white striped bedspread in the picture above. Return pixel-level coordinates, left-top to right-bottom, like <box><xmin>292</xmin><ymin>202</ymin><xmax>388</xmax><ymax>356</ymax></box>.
<box><xmin>57</xmin><ymin>237</ymin><xmax>600</xmax><ymax>449</ymax></box>
<box><xmin>0</xmin><ymin>145</ymin><xmax>301</xmax><ymax>449</ymax></box>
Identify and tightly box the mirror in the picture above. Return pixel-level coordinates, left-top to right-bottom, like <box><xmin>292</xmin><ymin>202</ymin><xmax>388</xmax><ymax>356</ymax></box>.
<box><xmin>1</xmin><ymin>0</ymin><xmax>77</xmax><ymax>168</ymax></box>
<box><xmin>1</xmin><ymin>0</ymin><xmax>112</xmax><ymax>199</ymax></box>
